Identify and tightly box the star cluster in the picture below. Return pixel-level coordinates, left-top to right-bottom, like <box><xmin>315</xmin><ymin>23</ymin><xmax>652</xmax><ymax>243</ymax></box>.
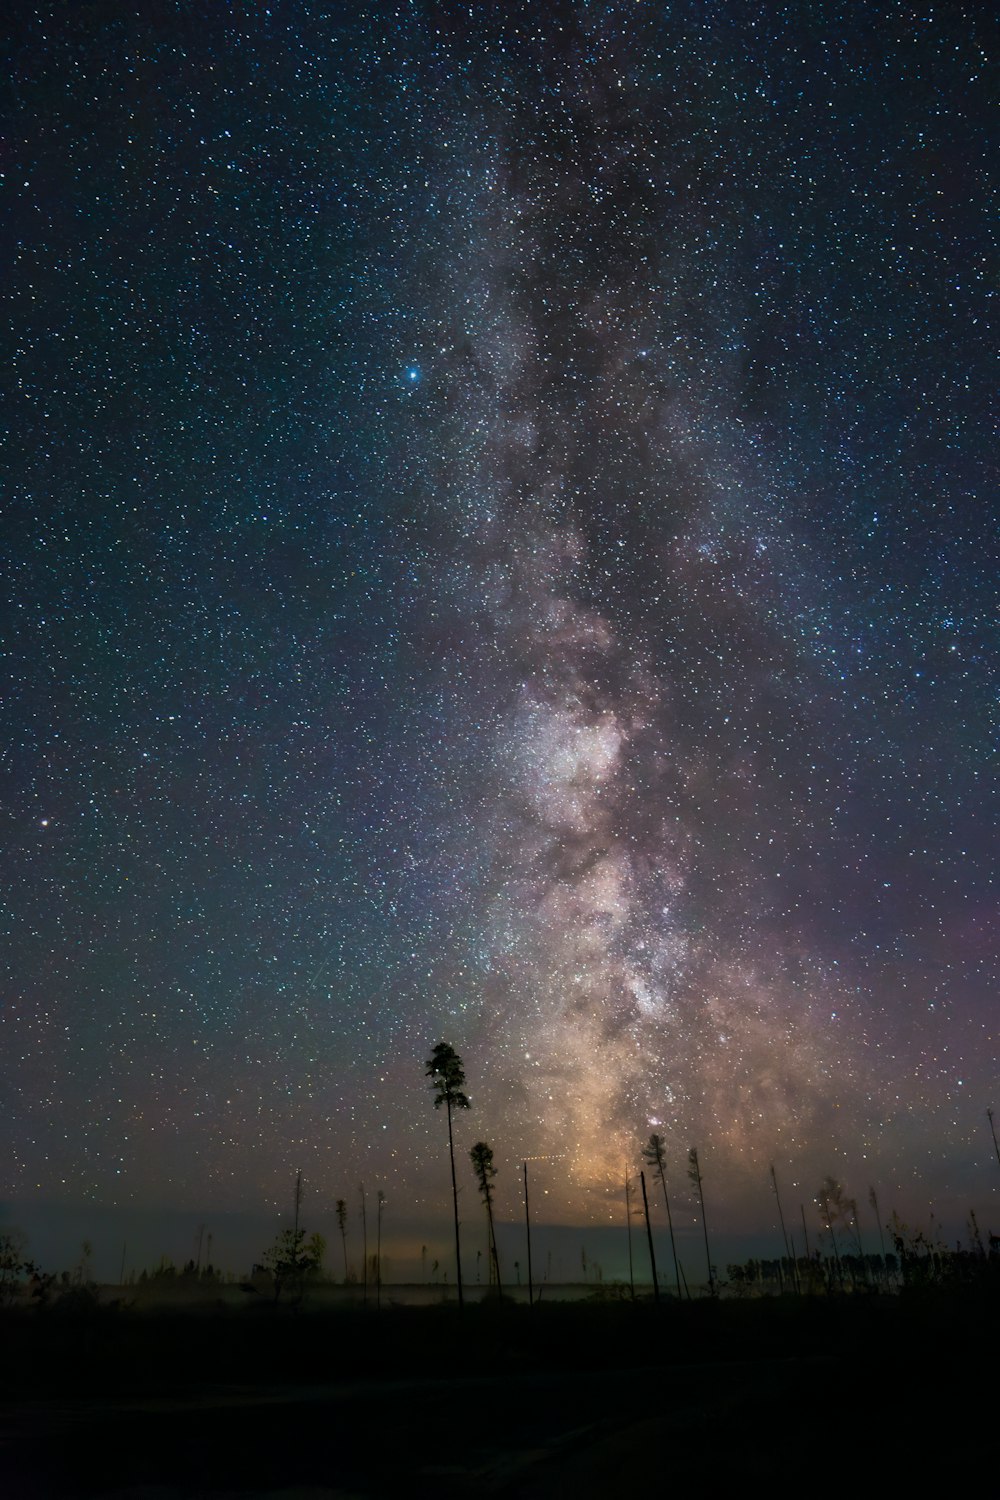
<box><xmin>2</xmin><ymin>2</ymin><xmax>995</xmax><ymax>1245</ymax></box>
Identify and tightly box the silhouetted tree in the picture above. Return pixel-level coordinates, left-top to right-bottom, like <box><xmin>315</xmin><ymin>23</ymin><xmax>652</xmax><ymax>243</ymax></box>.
<box><xmin>688</xmin><ymin>1148</ymin><xmax>715</xmax><ymax>1296</ymax></box>
<box><xmin>643</xmin><ymin>1133</ymin><xmax>682</xmax><ymax>1298</ymax></box>
<box><xmin>0</xmin><ymin>1231</ymin><xmax>32</xmax><ymax>1308</ymax></box>
<box><xmin>262</xmin><ymin>1174</ymin><xmax>322</xmax><ymax>1303</ymax></box>
<box><xmin>261</xmin><ymin>1226</ymin><xmax>320</xmax><ymax>1304</ymax></box>
<box><xmin>427</xmin><ymin>1041</ymin><xmax>471</xmax><ymax>1311</ymax></box>
<box><xmin>336</xmin><ymin>1198</ymin><xmax>349</xmax><ymax>1282</ymax></box>
<box><xmin>470</xmin><ymin>1140</ymin><xmax>502</xmax><ymax>1297</ymax></box>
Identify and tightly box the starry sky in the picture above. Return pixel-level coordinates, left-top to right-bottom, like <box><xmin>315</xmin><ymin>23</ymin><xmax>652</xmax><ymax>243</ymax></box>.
<box><xmin>3</xmin><ymin>1</ymin><xmax>997</xmax><ymax>1270</ymax></box>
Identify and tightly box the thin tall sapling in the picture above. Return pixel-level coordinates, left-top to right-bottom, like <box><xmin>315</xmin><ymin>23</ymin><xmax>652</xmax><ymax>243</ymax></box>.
<box><xmin>639</xmin><ymin>1170</ymin><xmax>660</xmax><ymax>1303</ymax></box>
<box><xmin>770</xmin><ymin>1163</ymin><xmax>799</xmax><ymax>1293</ymax></box>
<box><xmin>522</xmin><ymin>1160</ymin><xmax>534</xmax><ymax>1307</ymax></box>
<box><xmin>848</xmin><ymin>1194</ymin><xmax>868</xmax><ymax>1286</ymax></box>
<box><xmin>359</xmin><ymin>1182</ymin><xmax>368</xmax><ymax>1305</ymax></box>
<box><xmin>868</xmin><ymin>1186</ymin><xmax>889</xmax><ymax>1286</ymax></box>
<box><xmin>817</xmin><ymin>1176</ymin><xmax>846</xmax><ymax>1289</ymax></box>
<box><xmin>336</xmin><ymin>1198</ymin><xmax>349</xmax><ymax>1282</ymax></box>
<box><xmin>376</xmin><ymin>1190</ymin><xmax>386</xmax><ymax>1309</ymax></box>
<box><xmin>643</xmin><ymin>1133</ymin><xmax>682</xmax><ymax>1298</ymax></box>
<box><xmin>624</xmin><ymin>1168</ymin><xmax>635</xmax><ymax>1301</ymax></box>
<box><xmin>988</xmin><ymin>1108</ymin><xmax>1000</xmax><ymax>1171</ymax></box>
<box><xmin>470</xmin><ymin>1140</ymin><xmax>502</xmax><ymax>1298</ymax></box>
<box><xmin>688</xmin><ymin>1147</ymin><xmax>715</xmax><ymax>1296</ymax></box>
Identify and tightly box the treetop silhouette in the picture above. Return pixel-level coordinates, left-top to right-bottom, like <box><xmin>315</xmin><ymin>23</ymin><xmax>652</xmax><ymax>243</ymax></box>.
<box><xmin>426</xmin><ymin>1041</ymin><xmax>470</xmax><ymax>1112</ymax></box>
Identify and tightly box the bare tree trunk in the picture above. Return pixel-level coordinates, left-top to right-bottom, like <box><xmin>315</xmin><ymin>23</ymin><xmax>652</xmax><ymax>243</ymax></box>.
<box><xmin>624</xmin><ymin>1168</ymin><xmax>635</xmax><ymax>1301</ymax></box>
<box><xmin>484</xmin><ymin>1189</ymin><xmax>502</xmax><ymax>1300</ymax></box>
<box><xmin>446</xmin><ymin>1098</ymin><xmax>464</xmax><ymax>1313</ymax></box>
<box><xmin>523</xmin><ymin>1161</ymin><xmax>534</xmax><ymax>1308</ymax></box>
<box><xmin>657</xmin><ymin>1165</ymin><xmax>682</xmax><ymax>1300</ymax></box>
<box><xmin>640</xmin><ymin>1171</ymin><xmax>660</xmax><ymax>1304</ymax></box>
<box><xmin>869</xmin><ymin>1187</ymin><xmax>889</xmax><ymax>1289</ymax></box>
<box><xmin>689</xmin><ymin>1153</ymin><xmax>715</xmax><ymax>1297</ymax></box>
<box><xmin>851</xmin><ymin>1201</ymin><xmax>868</xmax><ymax>1288</ymax></box>
<box><xmin>376</xmin><ymin>1197</ymin><xmax>383</xmax><ymax>1310</ymax></box>
<box><xmin>800</xmin><ymin>1203</ymin><xmax>812</xmax><ymax>1258</ymax></box>
<box><xmin>360</xmin><ymin>1183</ymin><xmax>368</xmax><ymax>1307</ymax></box>
<box><xmin>820</xmin><ymin>1193</ymin><xmax>843</xmax><ymax>1291</ymax></box>
<box><xmin>770</xmin><ymin>1165</ymin><xmax>798</xmax><ymax>1293</ymax></box>
<box><xmin>787</xmin><ymin>1228</ymin><xmax>800</xmax><ymax>1295</ymax></box>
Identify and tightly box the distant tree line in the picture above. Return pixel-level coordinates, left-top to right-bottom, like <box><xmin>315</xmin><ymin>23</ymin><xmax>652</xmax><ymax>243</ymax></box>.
<box><xmin>1</xmin><ymin>1046</ymin><xmax>995</xmax><ymax>1310</ymax></box>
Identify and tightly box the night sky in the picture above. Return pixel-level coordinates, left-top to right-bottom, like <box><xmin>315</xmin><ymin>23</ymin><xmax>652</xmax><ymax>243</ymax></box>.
<box><xmin>3</xmin><ymin>2</ymin><xmax>996</xmax><ymax>1272</ymax></box>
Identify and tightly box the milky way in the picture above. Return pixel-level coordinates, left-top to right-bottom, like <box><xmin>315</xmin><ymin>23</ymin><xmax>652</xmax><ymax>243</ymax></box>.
<box><xmin>406</xmin><ymin>24</ymin><xmax>872</xmax><ymax>1206</ymax></box>
<box><xmin>3</xmin><ymin>3</ymin><xmax>995</xmax><ymax>1251</ymax></box>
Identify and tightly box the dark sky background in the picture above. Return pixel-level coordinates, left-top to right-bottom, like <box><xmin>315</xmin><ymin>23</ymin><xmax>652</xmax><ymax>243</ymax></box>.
<box><xmin>3</xmin><ymin>1</ymin><xmax>996</xmax><ymax>1280</ymax></box>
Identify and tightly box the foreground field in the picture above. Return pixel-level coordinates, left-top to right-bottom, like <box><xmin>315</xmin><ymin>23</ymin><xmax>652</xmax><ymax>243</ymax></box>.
<box><xmin>1</xmin><ymin>1288</ymin><xmax>995</xmax><ymax>1496</ymax></box>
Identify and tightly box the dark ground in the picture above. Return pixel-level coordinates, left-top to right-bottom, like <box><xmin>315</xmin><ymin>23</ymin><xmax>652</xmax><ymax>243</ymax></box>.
<box><xmin>1</xmin><ymin>1289</ymin><xmax>995</xmax><ymax>1496</ymax></box>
